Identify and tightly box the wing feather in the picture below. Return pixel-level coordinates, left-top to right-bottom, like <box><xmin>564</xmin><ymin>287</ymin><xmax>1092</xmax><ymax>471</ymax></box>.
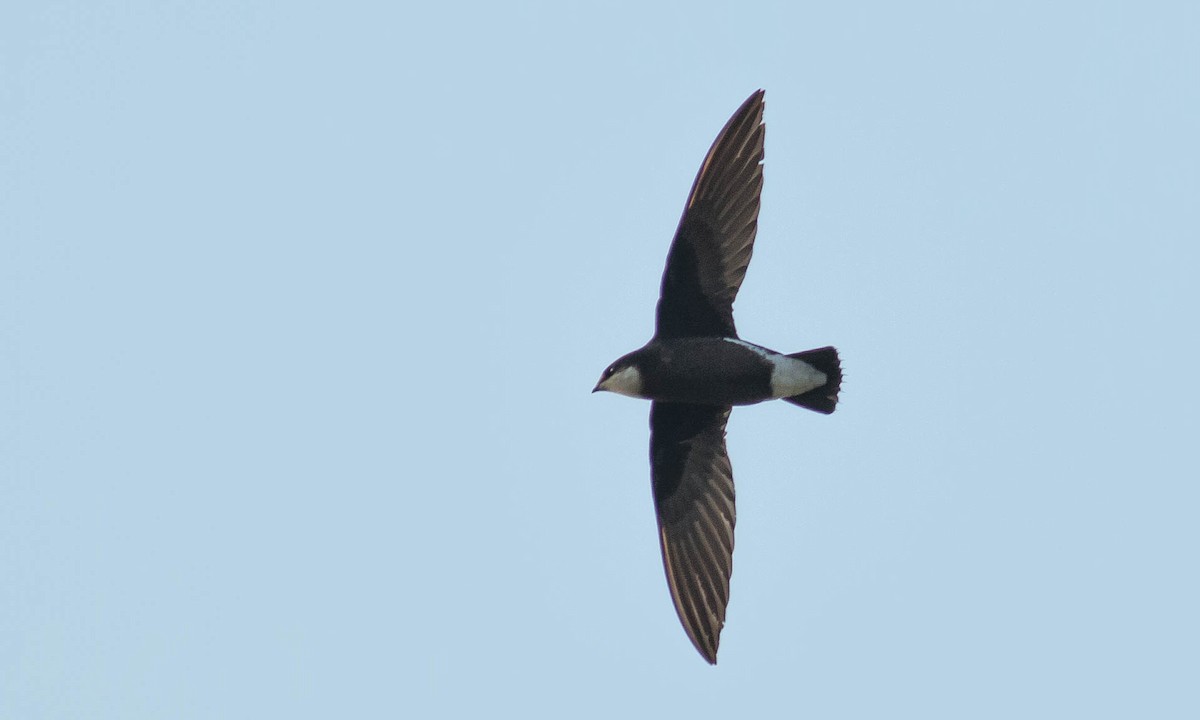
<box><xmin>650</xmin><ymin>401</ymin><xmax>736</xmax><ymax>663</ymax></box>
<box><xmin>656</xmin><ymin>90</ymin><xmax>766</xmax><ymax>339</ymax></box>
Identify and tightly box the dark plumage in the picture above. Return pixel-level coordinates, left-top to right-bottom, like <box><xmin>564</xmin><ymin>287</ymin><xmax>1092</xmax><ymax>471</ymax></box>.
<box><xmin>594</xmin><ymin>90</ymin><xmax>841</xmax><ymax>664</ymax></box>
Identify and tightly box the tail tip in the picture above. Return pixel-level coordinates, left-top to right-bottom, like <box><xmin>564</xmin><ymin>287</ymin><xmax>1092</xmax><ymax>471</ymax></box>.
<box><xmin>783</xmin><ymin>346</ymin><xmax>841</xmax><ymax>414</ymax></box>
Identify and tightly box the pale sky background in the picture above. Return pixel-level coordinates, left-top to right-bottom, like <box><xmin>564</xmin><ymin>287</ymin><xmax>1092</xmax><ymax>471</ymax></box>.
<box><xmin>4</xmin><ymin>2</ymin><xmax>1199</xmax><ymax>718</ymax></box>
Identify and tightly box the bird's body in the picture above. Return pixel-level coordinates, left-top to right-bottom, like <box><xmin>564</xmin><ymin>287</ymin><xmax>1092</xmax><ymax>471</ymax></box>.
<box><xmin>593</xmin><ymin>90</ymin><xmax>841</xmax><ymax>664</ymax></box>
<box><xmin>601</xmin><ymin>337</ymin><xmax>832</xmax><ymax>407</ymax></box>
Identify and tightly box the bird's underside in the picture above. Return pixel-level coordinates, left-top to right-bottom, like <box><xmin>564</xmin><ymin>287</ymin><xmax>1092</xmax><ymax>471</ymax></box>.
<box><xmin>649</xmin><ymin>90</ymin><xmax>765</xmax><ymax>663</ymax></box>
<box><xmin>594</xmin><ymin>89</ymin><xmax>840</xmax><ymax>664</ymax></box>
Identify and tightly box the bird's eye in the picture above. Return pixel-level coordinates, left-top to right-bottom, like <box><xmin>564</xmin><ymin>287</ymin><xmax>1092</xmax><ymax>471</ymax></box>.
<box><xmin>605</xmin><ymin>366</ymin><xmax>615</xmax><ymax>377</ymax></box>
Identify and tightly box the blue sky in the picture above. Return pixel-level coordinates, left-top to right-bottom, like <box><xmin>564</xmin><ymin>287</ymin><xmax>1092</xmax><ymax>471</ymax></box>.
<box><xmin>4</xmin><ymin>2</ymin><xmax>1198</xmax><ymax>718</ymax></box>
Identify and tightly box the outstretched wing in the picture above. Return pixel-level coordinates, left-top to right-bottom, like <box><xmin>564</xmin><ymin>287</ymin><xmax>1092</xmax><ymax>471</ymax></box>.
<box><xmin>655</xmin><ymin>90</ymin><xmax>765</xmax><ymax>339</ymax></box>
<box><xmin>649</xmin><ymin>401</ymin><xmax>736</xmax><ymax>664</ymax></box>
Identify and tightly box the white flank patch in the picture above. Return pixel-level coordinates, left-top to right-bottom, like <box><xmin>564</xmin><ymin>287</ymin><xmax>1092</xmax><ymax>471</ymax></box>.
<box><xmin>721</xmin><ymin>337</ymin><xmax>774</xmax><ymax>359</ymax></box>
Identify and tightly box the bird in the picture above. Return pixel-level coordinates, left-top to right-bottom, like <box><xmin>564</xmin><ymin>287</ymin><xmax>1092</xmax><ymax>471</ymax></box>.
<box><xmin>593</xmin><ymin>90</ymin><xmax>841</xmax><ymax>664</ymax></box>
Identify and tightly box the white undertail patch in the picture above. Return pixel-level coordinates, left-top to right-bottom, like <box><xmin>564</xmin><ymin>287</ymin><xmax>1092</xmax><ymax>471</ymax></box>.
<box><xmin>722</xmin><ymin>338</ymin><xmax>826</xmax><ymax>399</ymax></box>
<box><xmin>769</xmin><ymin>356</ymin><xmax>827</xmax><ymax>399</ymax></box>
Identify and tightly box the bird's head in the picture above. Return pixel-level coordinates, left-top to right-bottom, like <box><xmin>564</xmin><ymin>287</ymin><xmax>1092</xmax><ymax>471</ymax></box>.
<box><xmin>593</xmin><ymin>354</ymin><xmax>645</xmax><ymax>398</ymax></box>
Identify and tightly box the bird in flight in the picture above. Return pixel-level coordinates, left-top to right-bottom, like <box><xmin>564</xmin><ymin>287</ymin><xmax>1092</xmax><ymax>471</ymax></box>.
<box><xmin>593</xmin><ymin>90</ymin><xmax>841</xmax><ymax>664</ymax></box>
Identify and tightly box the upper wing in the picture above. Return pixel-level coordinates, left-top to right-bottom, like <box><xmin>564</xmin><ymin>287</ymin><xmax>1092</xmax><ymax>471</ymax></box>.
<box><xmin>649</xmin><ymin>401</ymin><xmax>736</xmax><ymax>664</ymax></box>
<box><xmin>655</xmin><ymin>90</ymin><xmax>765</xmax><ymax>339</ymax></box>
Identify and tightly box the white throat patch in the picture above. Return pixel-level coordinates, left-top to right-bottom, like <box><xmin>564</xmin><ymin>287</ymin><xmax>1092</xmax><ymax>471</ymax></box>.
<box><xmin>598</xmin><ymin>365</ymin><xmax>644</xmax><ymax>398</ymax></box>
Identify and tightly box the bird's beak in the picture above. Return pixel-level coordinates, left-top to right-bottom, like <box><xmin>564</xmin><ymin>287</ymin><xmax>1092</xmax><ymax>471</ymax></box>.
<box><xmin>592</xmin><ymin>383</ymin><xmax>602</xmax><ymax>393</ymax></box>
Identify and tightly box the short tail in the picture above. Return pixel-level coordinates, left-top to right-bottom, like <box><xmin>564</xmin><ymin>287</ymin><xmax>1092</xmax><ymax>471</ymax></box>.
<box><xmin>782</xmin><ymin>346</ymin><xmax>841</xmax><ymax>414</ymax></box>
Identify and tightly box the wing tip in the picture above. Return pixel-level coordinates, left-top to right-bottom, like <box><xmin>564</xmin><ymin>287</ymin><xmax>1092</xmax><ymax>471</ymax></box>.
<box><xmin>658</xmin><ymin>522</ymin><xmax>728</xmax><ymax>665</ymax></box>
